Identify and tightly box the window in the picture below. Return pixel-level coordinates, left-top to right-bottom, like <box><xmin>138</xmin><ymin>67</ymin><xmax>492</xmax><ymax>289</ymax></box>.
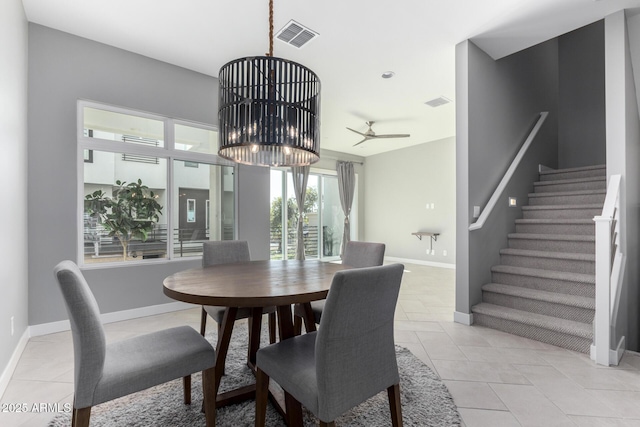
<box><xmin>79</xmin><ymin>101</ymin><xmax>235</xmax><ymax>266</ymax></box>
<box><xmin>269</xmin><ymin>169</ymin><xmax>356</xmax><ymax>260</ymax></box>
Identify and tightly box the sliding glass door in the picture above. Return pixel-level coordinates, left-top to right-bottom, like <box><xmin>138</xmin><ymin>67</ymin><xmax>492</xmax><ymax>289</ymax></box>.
<box><xmin>270</xmin><ymin>169</ymin><xmax>355</xmax><ymax>260</ymax></box>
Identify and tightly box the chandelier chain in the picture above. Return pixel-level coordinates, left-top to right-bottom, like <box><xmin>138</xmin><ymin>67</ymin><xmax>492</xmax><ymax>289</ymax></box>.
<box><xmin>268</xmin><ymin>0</ymin><xmax>274</xmax><ymax>57</ymax></box>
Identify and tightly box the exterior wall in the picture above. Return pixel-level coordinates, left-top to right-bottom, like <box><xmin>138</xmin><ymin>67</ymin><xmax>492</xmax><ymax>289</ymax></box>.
<box><xmin>364</xmin><ymin>137</ymin><xmax>455</xmax><ymax>266</ymax></box>
<box><xmin>27</xmin><ymin>24</ymin><xmax>269</xmax><ymax>326</ymax></box>
<box><xmin>0</xmin><ymin>0</ymin><xmax>29</xmax><ymax>383</ymax></box>
<box><xmin>456</xmin><ymin>39</ymin><xmax>559</xmax><ymax>318</ymax></box>
<box><xmin>558</xmin><ymin>21</ymin><xmax>606</xmax><ymax>169</ymax></box>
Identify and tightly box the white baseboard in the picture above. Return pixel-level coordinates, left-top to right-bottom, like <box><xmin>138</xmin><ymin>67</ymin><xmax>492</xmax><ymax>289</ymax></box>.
<box><xmin>454</xmin><ymin>311</ymin><xmax>473</xmax><ymax>325</ymax></box>
<box><xmin>29</xmin><ymin>301</ymin><xmax>193</xmax><ymax>337</ymax></box>
<box><xmin>385</xmin><ymin>256</ymin><xmax>455</xmax><ymax>270</ymax></box>
<box><xmin>0</xmin><ymin>329</ymin><xmax>30</xmax><ymax>400</ymax></box>
<box><xmin>589</xmin><ymin>335</ymin><xmax>626</xmax><ymax>366</ymax></box>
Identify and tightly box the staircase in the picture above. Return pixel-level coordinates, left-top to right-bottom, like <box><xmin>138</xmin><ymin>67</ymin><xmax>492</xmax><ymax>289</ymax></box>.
<box><xmin>471</xmin><ymin>164</ymin><xmax>606</xmax><ymax>353</ymax></box>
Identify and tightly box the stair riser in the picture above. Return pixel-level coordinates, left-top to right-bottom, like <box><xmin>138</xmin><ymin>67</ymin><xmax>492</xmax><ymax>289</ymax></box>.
<box><xmin>491</xmin><ymin>271</ymin><xmax>594</xmax><ymax>298</ymax></box>
<box><xmin>508</xmin><ymin>238</ymin><xmax>595</xmax><ymax>254</ymax></box>
<box><xmin>534</xmin><ymin>181</ymin><xmax>606</xmax><ymax>193</ymax></box>
<box><xmin>539</xmin><ymin>169</ymin><xmax>606</xmax><ymax>182</ymax></box>
<box><xmin>473</xmin><ymin>313</ymin><xmax>591</xmax><ymax>353</ymax></box>
<box><xmin>528</xmin><ymin>194</ymin><xmax>605</xmax><ymax>206</ymax></box>
<box><xmin>482</xmin><ymin>291</ymin><xmax>594</xmax><ymax>323</ymax></box>
<box><xmin>500</xmin><ymin>254</ymin><xmax>595</xmax><ymax>274</ymax></box>
<box><xmin>522</xmin><ymin>208</ymin><xmax>602</xmax><ymax>220</ymax></box>
<box><xmin>515</xmin><ymin>223</ymin><xmax>594</xmax><ymax>235</ymax></box>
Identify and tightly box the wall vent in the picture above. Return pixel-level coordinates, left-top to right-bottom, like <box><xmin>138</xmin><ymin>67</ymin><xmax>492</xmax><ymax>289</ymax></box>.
<box><xmin>425</xmin><ymin>96</ymin><xmax>452</xmax><ymax>107</ymax></box>
<box><xmin>276</xmin><ymin>20</ymin><xmax>318</xmax><ymax>48</ymax></box>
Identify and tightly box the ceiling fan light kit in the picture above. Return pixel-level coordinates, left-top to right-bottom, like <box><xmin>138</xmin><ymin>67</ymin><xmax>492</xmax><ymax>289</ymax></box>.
<box><xmin>218</xmin><ymin>0</ymin><xmax>321</xmax><ymax>167</ymax></box>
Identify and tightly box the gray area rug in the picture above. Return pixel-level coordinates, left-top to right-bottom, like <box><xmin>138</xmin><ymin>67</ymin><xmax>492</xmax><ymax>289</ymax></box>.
<box><xmin>49</xmin><ymin>321</ymin><xmax>461</xmax><ymax>426</ymax></box>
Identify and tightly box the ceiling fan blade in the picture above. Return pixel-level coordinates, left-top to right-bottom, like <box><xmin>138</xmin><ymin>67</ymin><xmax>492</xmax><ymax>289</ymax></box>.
<box><xmin>372</xmin><ymin>134</ymin><xmax>411</xmax><ymax>139</ymax></box>
<box><xmin>346</xmin><ymin>127</ymin><xmax>366</xmax><ymax>136</ymax></box>
<box><xmin>353</xmin><ymin>138</ymin><xmax>369</xmax><ymax>147</ymax></box>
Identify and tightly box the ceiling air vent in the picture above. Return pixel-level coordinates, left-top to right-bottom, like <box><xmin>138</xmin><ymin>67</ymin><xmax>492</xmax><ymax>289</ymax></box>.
<box><xmin>425</xmin><ymin>96</ymin><xmax>452</xmax><ymax>108</ymax></box>
<box><xmin>276</xmin><ymin>20</ymin><xmax>318</xmax><ymax>48</ymax></box>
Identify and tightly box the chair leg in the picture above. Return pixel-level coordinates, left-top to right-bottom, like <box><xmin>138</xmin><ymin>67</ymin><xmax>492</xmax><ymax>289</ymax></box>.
<box><xmin>72</xmin><ymin>406</ymin><xmax>91</xmax><ymax>427</ymax></box>
<box><xmin>202</xmin><ymin>367</ymin><xmax>217</xmax><ymax>427</ymax></box>
<box><xmin>387</xmin><ymin>383</ymin><xmax>403</xmax><ymax>427</ymax></box>
<box><xmin>183</xmin><ymin>375</ymin><xmax>192</xmax><ymax>404</ymax></box>
<box><xmin>293</xmin><ymin>315</ymin><xmax>302</xmax><ymax>336</ymax></box>
<box><xmin>255</xmin><ymin>367</ymin><xmax>270</xmax><ymax>427</ymax></box>
<box><xmin>268</xmin><ymin>312</ymin><xmax>277</xmax><ymax>343</ymax></box>
<box><xmin>200</xmin><ymin>307</ymin><xmax>208</xmax><ymax>336</ymax></box>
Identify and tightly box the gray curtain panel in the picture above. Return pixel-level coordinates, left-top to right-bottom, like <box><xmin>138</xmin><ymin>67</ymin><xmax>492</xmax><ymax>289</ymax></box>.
<box><xmin>336</xmin><ymin>161</ymin><xmax>355</xmax><ymax>258</ymax></box>
<box><xmin>291</xmin><ymin>165</ymin><xmax>310</xmax><ymax>260</ymax></box>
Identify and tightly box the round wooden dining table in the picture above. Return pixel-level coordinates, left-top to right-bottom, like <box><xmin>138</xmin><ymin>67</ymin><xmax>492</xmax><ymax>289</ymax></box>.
<box><xmin>163</xmin><ymin>259</ymin><xmax>350</xmax><ymax>426</ymax></box>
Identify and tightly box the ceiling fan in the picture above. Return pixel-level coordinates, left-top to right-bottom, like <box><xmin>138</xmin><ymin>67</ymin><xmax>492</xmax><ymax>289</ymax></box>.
<box><xmin>346</xmin><ymin>121</ymin><xmax>410</xmax><ymax>146</ymax></box>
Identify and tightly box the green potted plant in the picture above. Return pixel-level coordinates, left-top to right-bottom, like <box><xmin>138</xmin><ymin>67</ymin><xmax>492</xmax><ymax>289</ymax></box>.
<box><xmin>85</xmin><ymin>179</ymin><xmax>163</xmax><ymax>261</ymax></box>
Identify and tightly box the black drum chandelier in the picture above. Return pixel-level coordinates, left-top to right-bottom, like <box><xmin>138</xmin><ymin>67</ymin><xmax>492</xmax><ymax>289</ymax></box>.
<box><xmin>217</xmin><ymin>0</ymin><xmax>321</xmax><ymax>167</ymax></box>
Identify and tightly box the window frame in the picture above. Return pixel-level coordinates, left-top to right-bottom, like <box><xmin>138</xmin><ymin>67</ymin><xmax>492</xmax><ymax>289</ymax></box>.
<box><xmin>77</xmin><ymin>100</ymin><xmax>237</xmax><ymax>268</ymax></box>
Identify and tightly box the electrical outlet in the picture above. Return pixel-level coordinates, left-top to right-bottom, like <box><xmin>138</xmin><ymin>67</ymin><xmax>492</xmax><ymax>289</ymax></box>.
<box><xmin>426</xmin><ymin>248</ymin><xmax>430</xmax><ymax>255</ymax></box>
<box><xmin>431</xmin><ymin>249</ymin><xmax>435</xmax><ymax>255</ymax></box>
<box><xmin>11</xmin><ymin>316</ymin><xmax>14</xmax><ymax>336</ymax></box>
<box><xmin>430</xmin><ymin>203</ymin><xmax>435</xmax><ymax>209</ymax></box>
<box><xmin>473</xmin><ymin>206</ymin><xmax>480</xmax><ymax>218</ymax></box>
<box><xmin>425</xmin><ymin>203</ymin><xmax>430</xmax><ymax>210</ymax></box>
<box><xmin>443</xmin><ymin>250</ymin><xmax>447</xmax><ymax>256</ymax></box>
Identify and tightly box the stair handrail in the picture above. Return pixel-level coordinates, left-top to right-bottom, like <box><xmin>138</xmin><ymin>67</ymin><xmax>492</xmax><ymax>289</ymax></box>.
<box><xmin>592</xmin><ymin>174</ymin><xmax>623</xmax><ymax>366</ymax></box>
<box><xmin>469</xmin><ymin>112</ymin><xmax>548</xmax><ymax>231</ymax></box>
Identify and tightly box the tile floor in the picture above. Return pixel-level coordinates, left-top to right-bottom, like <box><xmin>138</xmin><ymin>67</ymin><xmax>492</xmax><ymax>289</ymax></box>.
<box><xmin>2</xmin><ymin>263</ymin><xmax>640</xmax><ymax>426</ymax></box>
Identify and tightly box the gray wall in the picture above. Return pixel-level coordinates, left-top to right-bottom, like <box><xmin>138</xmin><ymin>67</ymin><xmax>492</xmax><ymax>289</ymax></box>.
<box><xmin>0</xmin><ymin>0</ymin><xmax>29</xmax><ymax>377</ymax></box>
<box><xmin>604</xmin><ymin>10</ymin><xmax>640</xmax><ymax>352</ymax></box>
<box><xmin>558</xmin><ymin>21</ymin><xmax>606</xmax><ymax>168</ymax></box>
<box><xmin>27</xmin><ymin>24</ymin><xmax>269</xmax><ymax>326</ymax></box>
<box><xmin>364</xmin><ymin>137</ymin><xmax>455</xmax><ymax>265</ymax></box>
<box><xmin>456</xmin><ymin>39</ymin><xmax>559</xmax><ymax>316</ymax></box>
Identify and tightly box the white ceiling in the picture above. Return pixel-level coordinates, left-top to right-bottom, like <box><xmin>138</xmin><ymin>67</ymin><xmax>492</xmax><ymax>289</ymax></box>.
<box><xmin>21</xmin><ymin>0</ymin><xmax>640</xmax><ymax>157</ymax></box>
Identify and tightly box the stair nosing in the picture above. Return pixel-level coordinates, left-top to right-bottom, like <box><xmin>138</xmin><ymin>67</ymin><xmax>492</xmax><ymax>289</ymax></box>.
<box><xmin>472</xmin><ymin>303</ymin><xmax>592</xmax><ymax>338</ymax></box>
<box><xmin>515</xmin><ymin>218</ymin><xmax>595</xmax><ymax>224</ymax></box>
<box><xmin>500</xmin><ymin>248</ymin><xmax>595</xmax><ymax>261</ymax></box>
<box><xmin>534</xmin><ymin>176</ymin><xmax>606</xmax><ymax>186</ymax></box>
<box><xmin>482</xmin><ymin>283</ymin><xmax>595</xmax><ymax>309</ymax></box>
<box><xmin>491</xmin><ymin>265</ymin><xmax>595</xmax><ymax>283</ymax></box>
<box><xmin>528</xmin><ymin>189</ymin><xmax>606</xmax><ymax>197</ymax></box>
<box><xmin>521</xmin><ymin>204</ymin><xmax>603</xmax><ymax>211</ymax></box>
<box><xmin>539</xmin><ymin>165</ymin><xmax>606</xmax><ymax>175</ymax></box>
<box><xmin>507</xmin><ymin>233</ymin><xmax>595</xmax><ymax>242</ymax></box>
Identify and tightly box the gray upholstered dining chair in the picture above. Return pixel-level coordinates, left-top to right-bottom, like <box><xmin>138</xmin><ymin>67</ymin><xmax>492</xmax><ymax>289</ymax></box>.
<box><xmin>255</xmin><ymin>263</ymin><xmax>404</xmax><ymax>427</ymax></box>
<box><xmin>53</xmin><ymin>260</ymin><xmax>217</xmax><ymax>427</ymax></box>
<box><xmin>200</xmin><ymin>240</ymin><xmax>277</xmax><ymax>343</ymax></box>
<box><xmin>293</xmin><ymin>240</ymin><xmax>386</xmax><ymax>333</ymax></box>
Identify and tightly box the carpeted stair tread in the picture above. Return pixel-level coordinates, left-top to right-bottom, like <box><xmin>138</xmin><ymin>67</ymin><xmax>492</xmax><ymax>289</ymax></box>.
<box><xmin>500</xmin><ymin>248</ymin><xmax>595</xmax><ymax>262</ymax></box>
<box><xmin>482</xmin><ymin>283</ymin><xmax>595</xmax><ymax>309</ymax></box>
<box><xmin>507</xmin><ymin>233</ymin><xmax>595</xmax><ymax>243</ymax></box>
<box><xmin>534</xmin><ymin>176</ymin><xmax>605</xmax><ymax>187</ymax></box>
<box><xmin>491</xmin><ymin>265</ymin><xmax>595</xmax><ymax>284</ymax></box>
<box><xmin>522</xmin><ymin>204</ymin><xmax>603</xmax><ymax>212</ymax></box>
<box><xmin>539</xmin><ymin>164</ymin><xmax>606</xmax><ymax>178</ymax></box>
<box><xmin>528</xmin><ymin>189</ymin><xmax>606</xmax><ymax>198</ymax></box>
<box><xmin>515</xmin><ymin>218</ymin><xmax>595</xmax><ymax>225</ymax></box>
<box><xmin>472</xmin><ymin>303</ymin><xmax>593</xmax><ymax>339</ymax></box>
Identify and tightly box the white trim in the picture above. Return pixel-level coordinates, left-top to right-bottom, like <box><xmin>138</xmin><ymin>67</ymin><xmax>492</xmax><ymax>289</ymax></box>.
<box><xmin>29</xmin><ymin>301</ymin><xmax>193</xmax><ymax>337</ymax></box>
<box><xmin>454</xmin><ymin>311</ymin><xmax>474</xmax><ymax>325</ymax></box>
<box><xmin>590</xmin><ymin>336</ymin><xmax>626</xmax><ymax>366</ymax></box>
<box><xmin>385</xmin><ymin>256</ymin><xmax>455</xmax><ymax>270</ymax></box>
<box><xmin>0</xmin><ymin>329</ymin><xmax>30</xmax><ymax>399</ymax></box>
